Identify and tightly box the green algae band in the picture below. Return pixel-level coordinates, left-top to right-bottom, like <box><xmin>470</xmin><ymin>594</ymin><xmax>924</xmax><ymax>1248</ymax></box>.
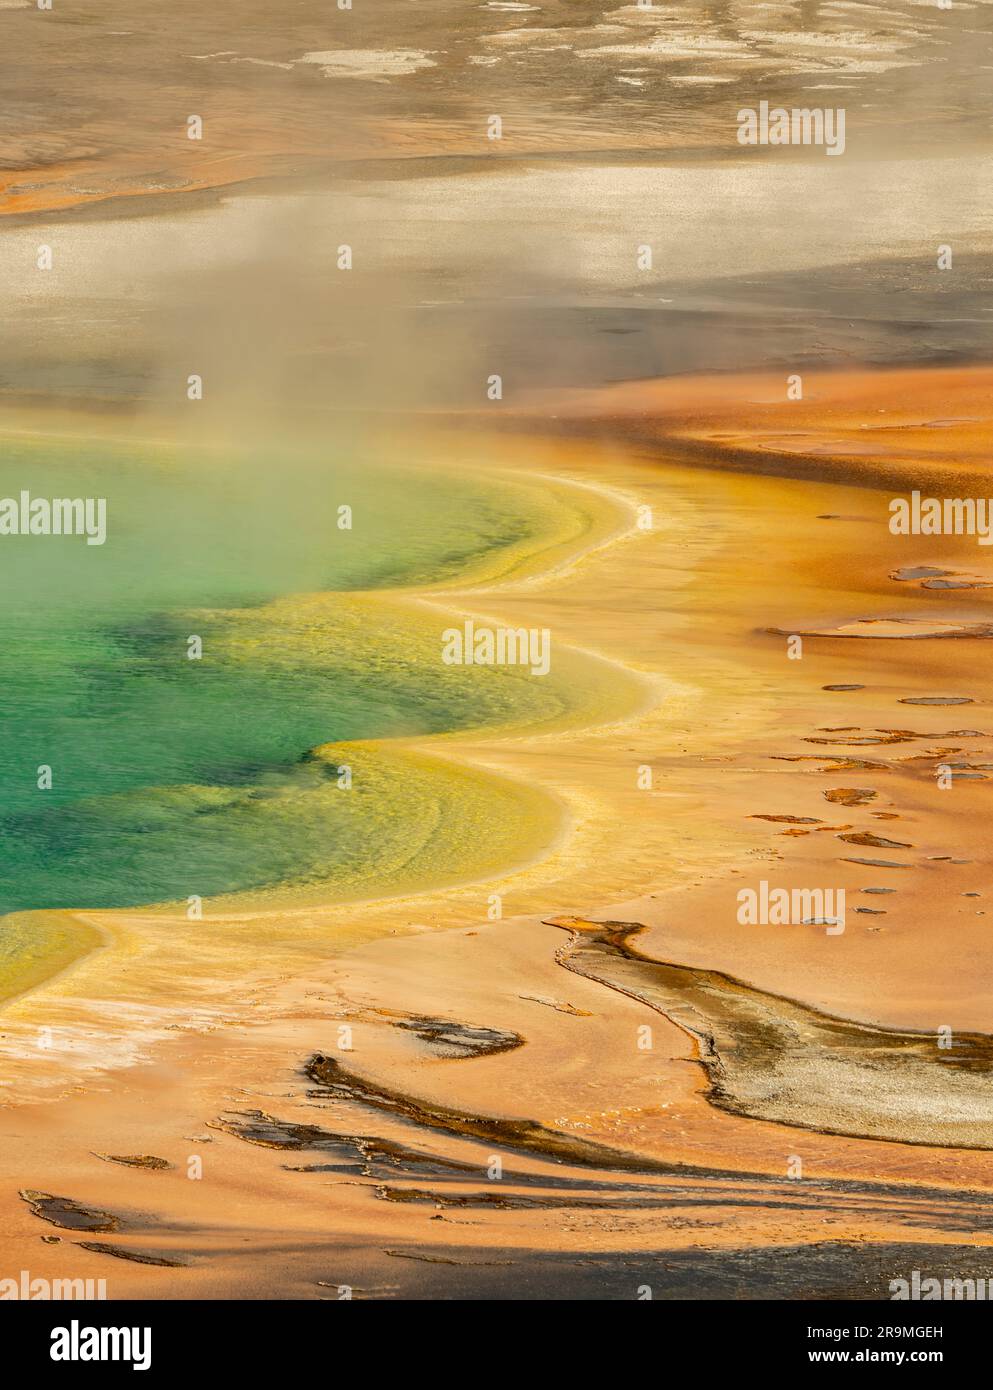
<box><xmin>0</xmin><ymin>432</ymin><xmax>634</xmax><ymax>999</ymax></box>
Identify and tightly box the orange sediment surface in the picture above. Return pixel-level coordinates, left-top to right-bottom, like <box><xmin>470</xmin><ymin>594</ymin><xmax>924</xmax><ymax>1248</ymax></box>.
<box><xmin>0</xmin><ymin>148</ymin><xmax>286</xmax><ymax>221</ymax></box>
<box><xmin>523</xmin><ymin>363</ymin><xmax>993</xmax><ymax>483</ymax></box>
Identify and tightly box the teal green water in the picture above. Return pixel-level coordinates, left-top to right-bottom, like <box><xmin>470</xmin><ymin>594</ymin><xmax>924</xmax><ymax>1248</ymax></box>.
<box><xmin>0</xmin><ymin>433</ymin><xmax>599</xmax><ymax>919</ymax></box>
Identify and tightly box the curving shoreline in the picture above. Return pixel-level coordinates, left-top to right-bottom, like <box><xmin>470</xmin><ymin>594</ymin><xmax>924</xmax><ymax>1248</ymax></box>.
<box><xmin>0</xmin><ymin>430</ymin><xmax>664</xmax><ymax>1088</ymax></box>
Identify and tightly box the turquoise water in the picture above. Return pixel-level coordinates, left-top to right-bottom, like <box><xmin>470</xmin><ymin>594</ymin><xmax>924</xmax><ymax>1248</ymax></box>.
<box><xmin>0</xmin><ymin>433</ymin><xmax>590</xmax><ymax>915</ymax></box>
